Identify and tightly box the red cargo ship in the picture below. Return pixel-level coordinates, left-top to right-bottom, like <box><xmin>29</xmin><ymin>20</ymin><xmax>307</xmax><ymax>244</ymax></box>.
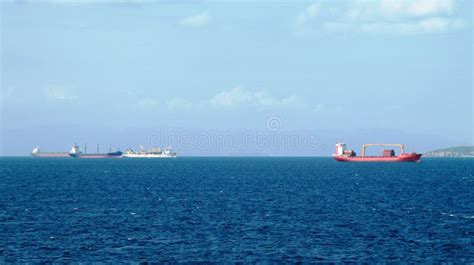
<box><xmin>333</xmin><ymin>142</ymin><xmax>422</xmax><ymax>162</ymax></box>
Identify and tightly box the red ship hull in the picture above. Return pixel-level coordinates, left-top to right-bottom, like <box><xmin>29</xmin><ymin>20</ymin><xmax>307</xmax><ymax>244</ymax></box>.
<box><xmin>333</xmin><ymin>153</ymin><xmax>422</xmax><ymax>162</ymax></box>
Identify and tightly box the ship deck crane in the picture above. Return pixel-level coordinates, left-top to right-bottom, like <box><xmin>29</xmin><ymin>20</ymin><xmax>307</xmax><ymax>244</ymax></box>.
<box><xmin>361</xmin><ymin>143</ymin><xmax>405</xmax><ymax>157</ymax></box>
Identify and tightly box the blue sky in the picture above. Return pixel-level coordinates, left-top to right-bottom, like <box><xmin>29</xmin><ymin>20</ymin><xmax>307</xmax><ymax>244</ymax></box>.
<box><xmin>1</xmin><ymin>0</ymin><xmax>472</xmax><ymax>155</ymax></box>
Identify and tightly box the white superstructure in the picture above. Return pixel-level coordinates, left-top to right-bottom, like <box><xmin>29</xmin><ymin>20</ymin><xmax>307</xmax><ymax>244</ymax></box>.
<box><xmin>70</xmin><ymin>143</ymin><xmax>81</xmax><ymax>156</ymax></box>
<box><xmin>32</xmin><ymin>147</ymin><xmax>40</xmax><ymax>155</ymax></box>
<box><xmin>122</xmin><ymin>146</ymin><xmax>177</xmax><ymax>158</ymax></box>
<box><xmin>335</xmin><ymin>142</ymin><xmax>346</xmax><ymax>156</ymax></box>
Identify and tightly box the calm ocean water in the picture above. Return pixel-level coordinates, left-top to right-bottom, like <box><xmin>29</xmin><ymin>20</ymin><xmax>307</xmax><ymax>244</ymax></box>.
<box><xmin>1</xmin><ymin>157</ymin><xmax>473</xmax><ymax>262</ymax></box>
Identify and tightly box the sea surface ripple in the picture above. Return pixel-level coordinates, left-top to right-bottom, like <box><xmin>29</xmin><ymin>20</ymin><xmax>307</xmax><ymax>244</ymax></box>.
<box><xmin>1</xmin><ymin>157</ymin><xmax>473</xmax><ymax>262</ymax></box>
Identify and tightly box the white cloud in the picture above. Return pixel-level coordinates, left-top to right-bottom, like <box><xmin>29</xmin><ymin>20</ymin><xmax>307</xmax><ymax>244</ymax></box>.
<box><xmin>209</xmin><ymin>86</ymin><xmax>252</xmax><ymax>106</ymax></box>
<box><xmin>137</xmin><ymin>97</ymin><xmax>204</xmax><ymax>111</ymax></box>
<box><xmin>313</xmin><ymin>104</ymin><xmax>324</xmax><ymax>112</ymax></box>
<box><xmin>297</xmin><ymin>0</ymin><xmax>465</xmax><ymax>35</ymax></box>
<box><xmin>343</xmin><ymin>0</ymin><xmax>455</xmax><ymax>19</ymax></box>
<box><xmin>209</xmin><ymin>86</ymin><xmax>305</xmax><ymax>109</ymax></box>
<box><xmin>44</xmin><ymin>85</ymin><xmax>76</xmax><ymax>101</ymax></box>
<box><xmin>136</xmin><ymin>98</ymin><xmax>158</xmax><ymax>108</ymax></box>
<box><xmin>417</xmin><ymin>16</ymin><xmax>463</xmax><ymax>31</ymax></box>
<box><xmin>165</xmin><ymin>98</ymin><xmax>203</xmax><ymax>111</ymax></box>
<box><xmin>379</xmin><ymin>0</ymin><xmax>404</xmax><ymax>15</ymax></box>
<box><xmin>32</xmin><ymin>0</ymin><xmax>150</xmax><ymax>4</ymax></box>
<box><xmin>180</xmin><ymin>11</ymin><xmax>210</xmax><ymax>28</ymax></box>
<box><xmin>326</xmin><ymin>16</ymin><xmax>464</xmax><ymax>34</ymax></box>
<box><xmin>296</xmin><ymin>3</ymin><xmax>320</xmax><ymax>25</ymax></box>
<box><xmin>407</xmin><ymin>0</ymin><xmax>454</xmax><ymax>16</ymax></box>
<box><xmin>136</xmin><ymin>86</ymin><xmax>309</xmax><ymax>111</ymax></box>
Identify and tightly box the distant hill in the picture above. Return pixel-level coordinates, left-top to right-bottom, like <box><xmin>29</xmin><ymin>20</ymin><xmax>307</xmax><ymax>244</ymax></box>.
<box><xmin>424</xmin><ymin>146</ymin><xmax>474</xmax><ymax>157</ymax></box>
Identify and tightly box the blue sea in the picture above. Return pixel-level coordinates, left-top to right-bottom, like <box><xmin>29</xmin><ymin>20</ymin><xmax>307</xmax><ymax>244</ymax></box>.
<box><xmin>1</xmin><ymin>157</ymin><xmax>473</xmax><ymax>262</ymax></box>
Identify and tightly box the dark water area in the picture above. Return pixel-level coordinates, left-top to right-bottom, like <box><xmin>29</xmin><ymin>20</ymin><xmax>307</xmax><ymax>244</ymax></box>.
<box><xmin>1</xmin><ymin>157</ymin><xmax>473</xmax><ymax>262</ymax></box>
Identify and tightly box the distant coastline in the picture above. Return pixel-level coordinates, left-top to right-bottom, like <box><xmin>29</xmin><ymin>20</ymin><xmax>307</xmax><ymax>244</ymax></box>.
<box><xmin>423</xmin><ymin>146</ymin><xmax>474</xmax><ymax>157</ymax></box>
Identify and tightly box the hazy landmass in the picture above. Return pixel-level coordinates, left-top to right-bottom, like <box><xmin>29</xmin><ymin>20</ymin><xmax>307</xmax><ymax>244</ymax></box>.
<box><xmin>424</xmin><ymin>146</ymin><xmax>474</xmax><ymax>157</ymax></box>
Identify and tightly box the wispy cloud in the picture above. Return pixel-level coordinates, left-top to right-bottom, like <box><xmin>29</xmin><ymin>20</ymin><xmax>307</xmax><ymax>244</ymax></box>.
<box><xmin>313</xmin><ymin>104</ymin><xmax>324</xmax><ymax>112</ymax></box>
<box><xmin>209</xmin><ymin>86</ymin><xmax>305</xmax><ymax>110</ymax></box>
<box><xmin>407</xmin><ymin>0</ymin><xmax>454</xmax><ymax>16</ymax></box>
<box><xmin>21</xmin><ymin>0</ymin><xmax>150</xmax><ymax>5</ymax></box>
<box><xmin>136</xmin><ymin>86</ymin><xmax>310</xmax><ymax>111</ymax></box>
<box><xmin>324</xmin><ymin>16</ymin><xmax>464</xmax><ymax>34</ymax></box>
<box><xmin>296</xmin><ymin>0</ymin><xmax>465</xmax><ymax>34</ymax></box>
<box><xmin>44</xmin><ymin>85</ymin><xmax>76</xmax><ymax>101</ymax></box>
<box><xmin>296</xmin><ymin>3</ymin><xmax>320</xmax><ymax>26</ymax></box>
<box><xmin>179</xmin><ymin>11</ymin><xmax>210</xmax><ymax>28</ymax></box>
<box><xmin>165</xmin><ymin>98</ymin><xmax>201</xmax><ymax>111</ymax></box>
<box><xmin>136</xmin><ymin>98</ymin><xmax>158</xmax><ymax>108</ymax></box>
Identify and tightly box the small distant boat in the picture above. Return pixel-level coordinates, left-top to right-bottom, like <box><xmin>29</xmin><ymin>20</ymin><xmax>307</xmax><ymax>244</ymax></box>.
<box><xmin>31</xmin><ymin>147</ymin><xmax>69</xmax><ymax>158</ymax></box>
<box><xmin>122</xmin><ymin>145</ymin><xmax>177</xmax><ymax>158</ymax></box>
<box><xmin>333</xmin><ymin>142</ymin><xmax>422</xmax><ymax>162</ymax></box>
<box><xmin>69</xmin><ymin>143</ymin><xmax>122</xmax><ymax>159</ymax></box>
